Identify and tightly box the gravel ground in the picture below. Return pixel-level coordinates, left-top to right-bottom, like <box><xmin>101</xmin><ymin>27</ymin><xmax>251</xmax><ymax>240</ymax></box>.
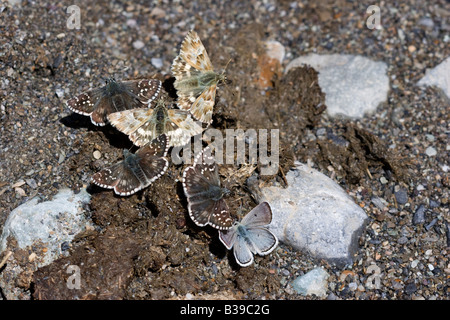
<box><xmin>0</xmin><ymin>0</ymin><xmax>449</xmax><ymax>300</ymax></box>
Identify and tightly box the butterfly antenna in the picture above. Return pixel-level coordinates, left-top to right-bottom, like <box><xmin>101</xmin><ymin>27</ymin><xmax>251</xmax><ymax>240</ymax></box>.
<box><xmin>221</xmin><ymin>58</ymin><xmax>232</xmax><ymax>85</ymax></box>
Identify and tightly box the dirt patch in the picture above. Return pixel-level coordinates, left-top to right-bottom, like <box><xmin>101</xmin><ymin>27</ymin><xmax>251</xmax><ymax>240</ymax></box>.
<box><xmin>30</xmin><ymin>21</ymin><xmax>407</xmax><ymax>300</ymax></box>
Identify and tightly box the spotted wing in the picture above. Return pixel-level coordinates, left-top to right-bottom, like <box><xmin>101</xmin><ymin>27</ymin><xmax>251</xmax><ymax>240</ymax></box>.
<box><xmin>189</xmin><ymin>85</ymin><xmax>216</xmax><ymax>124</ymax></box>
<box><xmin>182</xmin><ymin>148</ymin><xmax>233</xmax><ymax>230</ymax></box>
<box><xmin>122</xmin><ymin>79</ymin><xmax>162</xmax><ymax>105</ymax></box>
<box><xmin>167</xmin><ymin>109</ymin><xmax>204</xmax><ymax>147</ymax></box>
<box><xmin>178</xmin><ymin>30</ymin><xmax>213</xmax><ymax>72</ymax></box>
<box><xmin>108</xmin><ymin>108</ymin><xmax>156</xmax><ymax>146</ymax></box>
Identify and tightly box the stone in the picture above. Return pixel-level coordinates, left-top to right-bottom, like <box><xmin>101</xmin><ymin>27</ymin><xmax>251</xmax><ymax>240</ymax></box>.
<box><xmin>394</xmin><ymin>189</ymin><xmax>408</xmax><ymax>204</ymax></box>
<box><xmin>264</xmin><ymin>40</ymin><xmax>285</xmax><ymax>63</ymax></box>
<box><xmin>132</xmin><ymin>40</ymin><xmax>145</xmax><ymax>50</ymax></box>
<box><xmin>291</xmin><ymin>267</ymin><xmax>330</xmax><ymax>297</ymax></box>
<box><xmin>412</xmin><ymin>204</ymin><xmax>426</xmax><ymax>225</ymax></box>
<box><xmin>0</xmin><ymin>188</ymin><xmax>92</xmax><ymax>299</ymax></box>
<box><xmin>285</xmin><ymin>54</ymin><xmax>389</xmax><ymax>119</ymax></box>
<box><xmin>425</xmin><ymin>146</ymin><xmax>437</xmax><ymax>157</ymax></box>
<box><xmin>0</xmin><ymin>188</ymin><xmax>92</xmax><ymax>267</ymax></box>
<box><xmin>248</xmin><ymin>162</ymin><xmax>368</xmax><ymax>267</ymax></box>
<box><xmin>417</xmin><ymin>56</ymin><xmax>450</xmax><ymax>99</ymax></box>
<box><xmin>151</xmin><ymin>57</ymin><xmax>163</xmax><ymax>69</ymax></box>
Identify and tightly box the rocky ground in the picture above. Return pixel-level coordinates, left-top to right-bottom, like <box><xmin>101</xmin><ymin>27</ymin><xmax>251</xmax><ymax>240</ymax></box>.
<box><xmin>0</xmin><ymin>0</ymin><xmax>449</xmax><ymax>300</ymax></box>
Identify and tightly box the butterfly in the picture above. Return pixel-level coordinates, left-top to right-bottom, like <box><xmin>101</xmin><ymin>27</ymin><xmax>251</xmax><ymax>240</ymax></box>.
<box><xmin>107</xmin><ymin>98</ymin><xmax>204</xmax><ymax>148</ymax></box>
<box><xmin>219</xmin><ymin>202</ymin><xmax>278</xmax><ymax>267</ymax></box>
<box><xmin>182</xmin><ymin>147</ymin><xmax>234</xmax><ymax>230</ymax></box>
<box><xmin>91</xmin><ymin>134</ymin><xmax>169</xmax><ymax>196</ymax></box>
<box><xmin>66</xmin><ymin>78</ymin><xmax>162</xmax><ymax>126</ymax></box>
<box><xmin>171</xmin><ymin>30</ymin><xmax>227</xmax><ymax>124</ymax></box>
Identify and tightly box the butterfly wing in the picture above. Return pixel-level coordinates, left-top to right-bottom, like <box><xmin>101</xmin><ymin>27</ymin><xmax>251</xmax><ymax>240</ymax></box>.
<box><xmin>91</xmin><ymin>162</ymin><xmax>124</xmax><ymax>190</ymax></box>
<box><xmin>179</xmin><ymin>30</ymin><xmax>213</xmax><ymax>72</ymax></box>
<box><xmin>91</xmin><ymin>153</ymin><xmax>143</xmax><ymax>196</ymax></box>
<box><xmin>136</xmin><ymin>134</ymin><xmax>169</xmax><ymax>185</ymax></box>
<box><xmin>219</xmin><ymin>226</ymin><xmax>237</xmax><ymax>250</ymax></box>
<box><xmin>245</xmin><ymin>227</ymin><xmax>278</xmax><ymax>256</ymax></box>
<box><xmin>189</xmin><ymin>84</ymin><xmax>216</xmax><ymax>124</ymax></box>
<box><xmin>67</xmin><ymin>87</ymin><xmax>111</xmax><ymax>126</ymax></box>
<box><xmin>233</xmin><ymin>228</ymin><xmax>255</xmax><ymax>267</ymax></box>
<box><xmin>167</xmin><ymin>109</ymin><xmax>204</xmax><ymax>147</ymax></box>
<box><xmin>182</xmin><ymin>164</ymin><xmax>219</xmax><ymax>227</ymax></box>
<box><xmin>66</xmin><ymin>88</ymin><xmax>102</xmax><ymax>116</ymax></box>
<box><xmin>122</xmin><ymin>79</ymin><xmax>162</xmax><ymax>105</ymax></box>
<box><xmin>240</xmin><ymin>202</ymin><xmax>273</xmax><ymax>228</ymax></box>
<box><xmin>183</xmin><ymin>148</ymin><xmax>233</xmax><ymax>230</ymax></box>
<box><xmin>108</xmin><ymin>108</ymin><xmax>156</xmax><ymax>147</ymax></box>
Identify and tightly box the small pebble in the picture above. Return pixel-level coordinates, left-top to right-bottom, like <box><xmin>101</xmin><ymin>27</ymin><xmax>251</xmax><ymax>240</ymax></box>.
<box><xmin>425</xmin><ymin>146</ymin><xmax>437</xmax><ymax>157</ymax></box>
<box><xmin>395</xmin><ymin>189</ymin><xmax>408</xmax><ymax>204</ymax></box>
<box><xmin>380</xmin><ymin>176</ymin><xmax>388</xmax><ymax>184</ymax></box>
<box><xmin>133</xmin><ymin>40</ymin><xmax>145</xmax><ymax>50</ymax></box>
<box><xmin>15</xmin><ymin>187</ymin><xmax>26</xmax><ymax>197</ymax></box>
<box><xmin>151</xmin><ymin>58</ymin><xmax>163</xmax><ymax>69</ymax></box>
<box><xmin>405</xmin><ymin>283</ymin><xmax>417</xmax><ymax>294</ymax></box>
<box><xmin>413</xmin><ymin>204</ymin><xmax>426</xmax><ymax>225</ymax></box>
<box><xmin>55</xmin><ymin>88</ymin><xmax>64</xmax><ymax>98</ymax></box>
<box><xmin>93</xmin><ymin>150</ymin><xmax>101</xmax><ymax>159</ymax></box>
<box><xmin>424</xmin><ymin>218</ymin><xmax>437</xmax><ymax>231</ymax></box>
<box><xmin>25</xmin><ymin>178</ymin><xmax>37</xmax><ymax>189</ymax></box>
<box><xmin>371</xmin><ymin>197</ymin><xmax>387</xmax><ymax>210</ymax></box>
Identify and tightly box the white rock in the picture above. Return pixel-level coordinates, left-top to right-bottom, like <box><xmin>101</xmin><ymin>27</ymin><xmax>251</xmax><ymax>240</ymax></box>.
<box><xmin>132</xmin><ymin>40</ymin><xmax>145</xmax><ymax>50</ymax></box>
<box><xmin>291</xmin><ymin>267</ymin><xmax>330</xmax><ymax>297</ymax></box>
<box><xmin>151</xmin><ymin>57</ymin><xmax>163</xmax><ymax>69</ymax></box>
<box><xmin>417</xmin><ymin>56</ymin><xmax>450</xmax><ymax>98</ymax></box>
<box><xmin>425</xmin><ymin>146</ymin><xmax>437</xmax><ymax>157</ymax></box>
<box><xmin>248</xmin><ymin>162</ymin><xmax>368</xmax><ymax>266</ymax></box>
<box><xmin>285</xmin><ymin>54</ymin><xmax>390</xmax><ymax>119</ymax></box>
<box><xmin>0</xmin><ymin>188</ymin><xmax>92</xmax><ymax>267</ymax></box>
<box><xmin>264</xmin><ymin>40</ymin><xmax>285</xmax><ymax>63</ymax></box>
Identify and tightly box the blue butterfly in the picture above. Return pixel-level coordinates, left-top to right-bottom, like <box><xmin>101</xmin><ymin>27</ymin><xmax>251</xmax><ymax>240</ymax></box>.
<box><xmin>219</xmin><ymin>202</ymin><xmax>278</xmax><ymax>267</ymax></box>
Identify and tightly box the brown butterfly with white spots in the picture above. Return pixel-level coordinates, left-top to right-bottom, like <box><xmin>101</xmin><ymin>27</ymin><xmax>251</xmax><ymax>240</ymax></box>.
<box><xmin>91</xmin><ymin>134</ymin><xmax>169</xmax><ymax>196</ymax></box>
<box><xmin>66</xmin><ymin>78</ymin><xmax>162</xmax><ymax>126</ymax></box>
<box><xmin>182</xmin><ymin>147</ymin><xmax>234</xmax><ymax>230</ymax></box>
<box><xmin>171</xmin><ymin>30</ymin><xmax>228</xmax><ymax>125</ymax></box>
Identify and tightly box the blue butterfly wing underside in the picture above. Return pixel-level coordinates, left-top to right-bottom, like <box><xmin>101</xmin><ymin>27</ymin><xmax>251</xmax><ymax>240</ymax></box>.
<box><xmin>219</xmin><ymin>202</ymin><xmax>278</xmax><ymax>267</ymax></box>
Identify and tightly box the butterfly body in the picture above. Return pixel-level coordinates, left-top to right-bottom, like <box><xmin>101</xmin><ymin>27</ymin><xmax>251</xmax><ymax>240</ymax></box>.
<box><xmin>66</xmin><ymin>78</ymin><xmax>162</xmax><ymax>126</ymax></box>
<box><xmin>174</xmin><ymin>70</ymin><xmax>224</xmax><ymax>96</ymax></box>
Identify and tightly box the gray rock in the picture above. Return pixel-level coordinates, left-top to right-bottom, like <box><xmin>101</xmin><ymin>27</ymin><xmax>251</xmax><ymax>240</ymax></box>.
<box><xmin>394</xmin><ymin>189</ymin><xmax>408</xmax><ymax>204</ymax></box>
<box><xmin>151</xmin><ymin>57</ymin><xmax>163</xmax><ymax>69</ymax></box>
<box><xmin>248</xmin><ymin>162</ymin><xmax>368</xmax><ymax>267</ymax></box>
<box><xmin>0</xmin><ymin>188</ymin><xmax>92</xmax><ymax>267</ymax></box>
<box><xmin>413</xmin><ymin>204</ymin><xmax>426</xmax><ymax>225</ymax></box>
<box><xmin>285</xmin><ymin>54</ymin><xmax>389</xmax><ymax>119</ymax></box>
<box><xmin>417</xmin><ymin>56</ymin><xmax>450</xmax><ymax>98</ymax></box>
<box><xmin>425</xmin><ymin>146</ymin><xmax>437</xmax><ymax>157</ymax></box>
<box><xmin>291</xmin><ymin>267</ymin><xmax>330</xmax><ymax>297</ymax></box>
<box><xmin>371</xmin><ymin>196</ymin><xmax>388</xmax><ymax>210</ymax></box>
